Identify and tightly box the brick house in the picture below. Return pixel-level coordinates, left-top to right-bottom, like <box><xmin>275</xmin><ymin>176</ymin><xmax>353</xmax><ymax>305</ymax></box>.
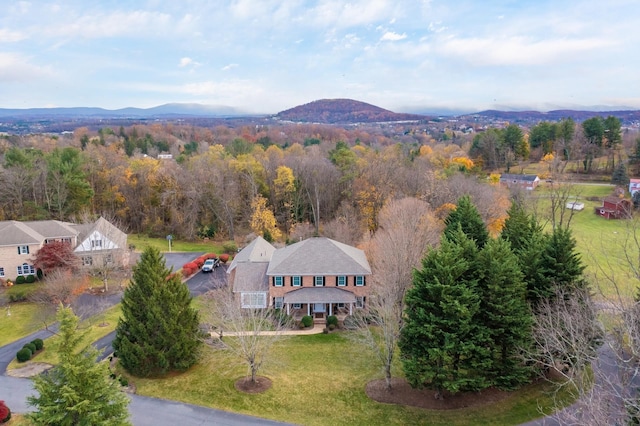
<box><xmin>595</xmin><ymin>196</ymin><xmax>632</xmax><ymax>219</ymax></box>
<box><xmin>0</xmin><ymin>217</ymin><xmax>127</xmax><ymax>281</ymax></box>
<box><xmin>228</xmin><ymin>236</ymin><xmax>372</xmax><ymax>322</ymax></box>
<box><xmin>629</xmin><ymin>179</ymin><xmax>640</xmax><ymax>196</ymax></box>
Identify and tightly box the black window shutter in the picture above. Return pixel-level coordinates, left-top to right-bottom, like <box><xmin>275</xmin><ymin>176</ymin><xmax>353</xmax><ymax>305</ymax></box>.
<box><xmin>26</xmin><ymin>246</ymin><xmax>29</xmax><ymax>254</ymax></box>
<box><xmin>363</xmin><ymin>276</ymin><xmax>366</xmax><ymax>286</ymax></box>
<box><xmin>17</xmin><ymin>247</ymin><xmax>20</xmax><ymax>255</ymax></box>
<box><xmin>335</xmin><ymin>276</ymin><xmax>338</xmax><ymax>286</ymax></box>
<box><xmin>322</xmin><ymin>276</ymin><xmax>325</xmax><ymax>287</ymax></box>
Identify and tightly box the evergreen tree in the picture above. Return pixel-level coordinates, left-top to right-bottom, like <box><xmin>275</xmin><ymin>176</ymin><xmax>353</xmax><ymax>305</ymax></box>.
<box><xmin>399</xmin><ymin>236</ymin><xmax>491</xmax><ymax>399</ymax></box>
<box><xmin>113</xmin><ymin>247</ymin><xmax>201</xmax><ymax>377</ymax></box>
<box><xmin>444</xmin><ymin>195</ymin><xmax>489</xmax><ymax>248</ymax></box>
<box><xmin>27</xmin><ymin>306</ymin><xmax>130</xmax><ymax>425</ymax></box>
<box><xmin>501</xmin><ymin>201</ymin><xmax>550</xmax><ymax>305</ymax></box>
<box><xmin>540</xmin><ymin>227</ymin><xmax>585</xmax><ymax>294</ymax></box>
<box><xmin>611</xmin><ymin>162</ymin><xmax>629</xmax><ymax>186</ymax></box>
<box><xmin>477</xmin><ymin>238</ymin><xmax>533</xmax><ymax>388</ymax></box>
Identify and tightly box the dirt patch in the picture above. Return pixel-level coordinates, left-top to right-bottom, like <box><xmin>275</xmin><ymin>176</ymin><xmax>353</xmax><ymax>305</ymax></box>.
<box><xmin>7</xmin><ymin>362</ymin><xmax>54</xmax><ymax>378</ymax></box>
<box><xmin>234</xmin><ymin>376</ymin><xmax>273</xmax><ymax>394</ymax></box>
<box><xmin>365</xmin><ymin>378</ymin><xmax>512</xmax><ymax>410</ymax></box>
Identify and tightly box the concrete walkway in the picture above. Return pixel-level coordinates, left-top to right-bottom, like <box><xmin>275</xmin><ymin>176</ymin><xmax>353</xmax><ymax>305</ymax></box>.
<box><xmin>215</xmin><ymin>323</ymin><xmax>325</xmax><ymax>337</ymax></box>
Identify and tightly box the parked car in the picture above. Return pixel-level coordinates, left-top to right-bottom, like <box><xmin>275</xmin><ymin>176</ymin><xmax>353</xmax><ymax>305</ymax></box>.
<box><xmin>202</xmin><ymin>258</ymin><xmax>220</xmax><ymax>272</ymax></box>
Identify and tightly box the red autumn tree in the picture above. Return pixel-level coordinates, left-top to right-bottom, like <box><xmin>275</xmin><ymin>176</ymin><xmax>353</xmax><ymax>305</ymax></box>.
<box><xmin>0</xmin><ymin>400</ymin><xmax>11</xmax><ymax>423</ymax></box>
<box><xmin>32</xmin><ymin>241</ymin><xmax>80</xmax><ymax>276</ymax></box>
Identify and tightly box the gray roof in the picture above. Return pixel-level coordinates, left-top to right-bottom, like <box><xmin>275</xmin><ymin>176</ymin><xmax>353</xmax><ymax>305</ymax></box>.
<box><xmin>267</xmin><ymin>237</ymin><xmax>371</xmax><ymax>276</ymax></box>
<box><xmin>0</xmin><ymin>221</ymin><xmax>43</xmax><ymax>246</ymax></box>
<box><xmin>227</xmin><ymin>236</ymin><xmax>275</xmax><ymax>273</ymax></box>
<box><xmin>232</xmin><ymin>262</ymin><xmax>270</xmax><ymax>292</ymax></box>
<box><xmin>283</xmin><ymin>287</ymin><xmax>357</xmax><ymax>304</ymax></box>
<box><xmin>24</xmin><ymin>220</ymin><xmax>77</xmax><ymax>239</ymax></box>
<box><xmin>500</xmin><ymin>174</ymin><xmax>539</xmax><ymax>182</ymax></box>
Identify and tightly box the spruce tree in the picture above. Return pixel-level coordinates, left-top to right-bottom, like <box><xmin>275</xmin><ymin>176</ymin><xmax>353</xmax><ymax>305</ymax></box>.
<box><xmin>399</xmin><ymin>235</ymin><xmax>491</xmax><ymax>398</ymax></box>
<box><xmin>477</xmin><ymin>238</ymin><xmax>533</xmax><ymax>388</ymax></box>
<box><xmin>540</xmin><ymin>227</ymin><xmax>585</xmax><ymax>294</ymax></box>
<box><xmin>444</xmin><ymin>195</ymin><xmax>489</xmax><ymax>248</ymax></box>
<box><xmin>114</xmin><ymin>247</ymin><xmax>201</xmax><ymax>377</ymax></box>
<box><xmin>28</xmin><ymin>306</ymin><xmax>130</xmax><ymax>425</ymax></box>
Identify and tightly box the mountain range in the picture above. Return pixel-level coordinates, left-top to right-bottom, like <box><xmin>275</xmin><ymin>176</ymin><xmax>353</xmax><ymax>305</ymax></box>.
<box><xmin>1</xmin><ymin>99</ymin><xmax>639</xmax><ymax>125</ymax></box>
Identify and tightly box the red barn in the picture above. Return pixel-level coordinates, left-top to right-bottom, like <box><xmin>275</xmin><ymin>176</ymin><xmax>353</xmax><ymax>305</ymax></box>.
<box><xmin>595</xmin><ymin>196</ymin><xmax>632</xmax><ymax>219</ymax></box>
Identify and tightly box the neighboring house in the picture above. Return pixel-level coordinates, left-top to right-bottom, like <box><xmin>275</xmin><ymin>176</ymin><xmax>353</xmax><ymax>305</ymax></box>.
<box><xmin>630</xmin><ymin>179</ymin><xmax>640</xmax><ymax>196</ymax></box>
<box><xmin>228</xmin><ymin>236</ymin><xmax>372</xmax><ymax>322</ymax></box>
<box><xmin>0</xmin><ymin>217</ymin><xmax>127</xmax><ymax>280</ymax></box>
<box><xmin>595</xmin><ymin>196</ymin><xmax>632</xmax><ymax>220</ymax></box>
<box><xmin>499</xmin><ymin>174</ymin><xmax>540</xmax><ymax>190</ymax></box>
<box><xmin>72</xmin><ymin>217</ymin><xmax>128</xmax><ymax>269</ymax></box>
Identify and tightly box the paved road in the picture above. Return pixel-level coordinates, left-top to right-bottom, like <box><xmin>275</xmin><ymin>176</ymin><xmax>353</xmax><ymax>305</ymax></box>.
<box><xmin>0</xmin><ymin>375</ymin><xmax>292</xmax><ymax>426</ymax></box>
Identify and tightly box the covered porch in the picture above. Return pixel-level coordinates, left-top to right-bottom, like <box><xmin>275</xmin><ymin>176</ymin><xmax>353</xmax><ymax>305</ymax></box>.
<box><xmin>283</xmin><ymin>287</ymin><xmax>357</xmax><ymax>323</ymax></box>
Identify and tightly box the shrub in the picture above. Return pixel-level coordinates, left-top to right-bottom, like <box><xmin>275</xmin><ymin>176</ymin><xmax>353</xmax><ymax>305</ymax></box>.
<box><xmin>322</xmin><ymin>327</ymin><xmax>329</xmax><ymax>334</ymax></box>
<box><xmin>327</xmin><ymin>315</ymin><xmax>338</xmax><ymax>327</ymax></box>
<box><xmin>23</xmin><ymin>342</ymin><xmax>37</xmax><ymax>354</ymax></box>
<box><xmin>271</xmin><ymin>309</ymin><xmax>293</xmax><ymax>328</ymax></box>
<box><xmin>206</xmin><ymin>253</ymin><xmax>218</xmax><ymax>260</ymax></box>
<box><xmin>301</xmin><ymin>315</ymin><xmax>313</xmax><ymax>328</ymax></box>
<box><xmin>194</xmin><ymin>257</ymin><xmax>206</xmax><ymax>268</ymax></box>
<box><xmin>0</xmin><ymin>400</ymin><xmax>11</xmax><ymax>424</ymax></box>
<box><xmin>222</xmin><ymin>241</ymin><xmax>237</xmax><ymax>254</ymax></box>
<box><xmin>31</xmin><ymin>338</ymin><xmax>44</xmax><ymax>351</ymax></box>
<box><xmin>16</xmin><ymin>348</ymin><xmax>32</xmax><ymax>362</ymax></box>
<box><xmin>119</xmin><ymin>376</ymin><xmax>129</xmax><ymax>387</ymax></box>
<box><xmin>328</xmin><ymin>323</ymin><xmax>336</xmax><ymax>331</ymax></box>
<box><xmin>343</xmin><ymin>315</ymin><xmax>358</xmax><ymax>330</ymax></box>
<box><xmin>15</xmin><ymin>276</ymin><xmax>26</xmax><ymax>285</ymax></box>
<box><xmin>26</xmin><ymin>274</ymin><xmax>36</xmax><ymax>283</ymax></box>
<box><xmin>219</xmin><ymin>253</ymin><xmax>230</xmax><ymax>264</ymax></box>
<box><xmin>9</xmin><ymin>290</ymin><xmax>28</xmax><ymax>302</ymax></box>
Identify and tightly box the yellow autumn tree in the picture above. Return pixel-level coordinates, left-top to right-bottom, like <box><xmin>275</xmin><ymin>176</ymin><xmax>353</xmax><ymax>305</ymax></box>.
<box><xmin>250</xmin><ymin>195</ymin><xmax>281</xmax><ymax>242</ymax></box>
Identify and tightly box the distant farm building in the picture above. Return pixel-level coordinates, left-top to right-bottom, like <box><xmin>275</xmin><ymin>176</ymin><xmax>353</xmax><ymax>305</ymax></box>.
<box><xmin>595</xmin><ymin>196</ymin><xmax>632</xmax><ymax>219</ymax></box>
<box><xmin>629</xmin><ymin>179</ymin><xmax>640</xmax><ymax>196</ymax></box>
<box><xmin>499</xmin><ymin>174</ymin><xmax>540</xmax><ymax>190</ymax></box>
<box><xmin>566</xmin><ymin>201</ymin><xmax>584</xmax><ymax>211</ymax></box>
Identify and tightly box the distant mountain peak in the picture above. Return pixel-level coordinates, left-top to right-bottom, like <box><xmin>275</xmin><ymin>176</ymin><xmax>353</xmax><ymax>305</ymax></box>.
<box><xmin>276</xmin><ymin>98</ymin><xmax>427</xmax><ymax>124</ymax></box>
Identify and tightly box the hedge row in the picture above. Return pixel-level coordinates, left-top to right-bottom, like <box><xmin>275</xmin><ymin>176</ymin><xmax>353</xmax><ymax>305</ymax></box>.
<box><xmin>16</xmin><ymin>338</ymin><xmax>44</xmax><ymax>362</ymax></box>
<box><xmin>181</xmin><ymin>253</ymin><xmax>223</xmax><ymax>277</ymax></box>
<box><xmin>14</xmin><ymin>275</ymin><xmax>36</xmax><ymax>284</ymax></box>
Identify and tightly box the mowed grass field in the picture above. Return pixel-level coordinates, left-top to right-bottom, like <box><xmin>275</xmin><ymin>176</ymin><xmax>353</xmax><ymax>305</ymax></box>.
<box><xmin>129</xmin><ymin>333</ymin><xmax>564</xmax><ymax>426</ymax></box>
<box><xmin>530</xmin><ymin>182</ymin><xmax>637</xmax><ymax>300</ymax></box>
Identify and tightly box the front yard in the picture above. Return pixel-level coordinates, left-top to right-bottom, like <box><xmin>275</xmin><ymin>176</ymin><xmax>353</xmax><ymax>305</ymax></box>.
<box><xmin>128</xmin><ymin>332</ymin><xmax>563</xmax><ymax>426</ymax></box>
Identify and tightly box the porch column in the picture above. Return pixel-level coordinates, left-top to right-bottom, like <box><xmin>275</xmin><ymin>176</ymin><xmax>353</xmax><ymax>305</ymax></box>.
<box><xmin>329</xmin><ymin>303</ymin><xmax>332</xmax><ymax>316</ymax></box>
<box><xmin>307</xmin><ymin>303</ymin><xmax>311</xmax><ymax>316</ymax></box>
<box><xmin>349</xmin><ymin>303</ymin><xmax>353</xmax><ymax>315</ymax></box>
<box><xmin>286</xmin><ymin>303</ymin><xmax>290</xmax><ymax>315</ymax></box>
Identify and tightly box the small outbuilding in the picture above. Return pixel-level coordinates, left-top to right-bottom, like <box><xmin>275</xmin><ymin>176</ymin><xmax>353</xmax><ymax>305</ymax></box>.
<box><xmin>595</xmin><ymin>196</ymin><xmax>632</xmax><ymax>219</ymax></box>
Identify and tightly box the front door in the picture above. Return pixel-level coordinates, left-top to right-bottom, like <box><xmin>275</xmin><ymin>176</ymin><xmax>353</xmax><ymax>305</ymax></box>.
<box><xmin>313</xmin><ymin>303</ymin><xmax>325</xmax><ymax>319</ymax></box>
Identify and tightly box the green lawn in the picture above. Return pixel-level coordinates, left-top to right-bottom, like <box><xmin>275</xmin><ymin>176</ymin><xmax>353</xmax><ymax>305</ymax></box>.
<box><xmin>531</xmin><ymin>183</ymin><xmax>637</xmax><ymax>299</ymax></box>
<box><xmin>128</xmin><ymin>234</ymin><xmax>228</xmax><ymax>253</ymax></box>
<box><xmin>129</xmin><ymin>333</ymin><xmax>565</xmax><ymax>426</ymax></box>
<box><xmin>0</xmin><ymin>302</ymin><xmax>46</xmax><ymax>347</ymax></box>
<box><xmin>7</xmin><ymin>304</ymin><xmax>122</xmax><ymax>370</ymax></box>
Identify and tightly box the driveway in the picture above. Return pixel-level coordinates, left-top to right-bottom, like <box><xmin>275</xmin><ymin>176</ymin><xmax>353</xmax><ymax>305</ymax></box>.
<box><xmin>0</xmin><ymin>375</ymin><xmax>292</xmax><ymax>426</ymax></box>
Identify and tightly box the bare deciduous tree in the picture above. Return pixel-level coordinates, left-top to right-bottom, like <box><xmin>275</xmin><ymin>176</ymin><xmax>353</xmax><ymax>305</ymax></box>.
<box><xmin>201</xmin><ymin>285</ymin><xmax>291</xmax><ymax>384</ymax></box>
<box><xmin>351</xmin><ymin>198</ymin><xmax>441</xmax><ymax>390</ymax></box>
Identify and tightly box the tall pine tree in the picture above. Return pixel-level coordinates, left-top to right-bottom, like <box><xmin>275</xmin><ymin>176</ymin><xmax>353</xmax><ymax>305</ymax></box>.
<box><xmin>399</xmin><ymin>235</ymin><xmax>491</xmax><ymax>398</ymax></box>
<box><xmin>444</xmin><ymin>195</ymin><xmax>489</xmax><ymax>248</ymax></box>
<box><xmin>28</xmin><ymin>306</ymin><xmax>130</xmax><ymax>425</ymax></box>
<box><xmin>477</xmin><ymin>238</ymin><xmax>533</xmax><ymax>388</ymax></box>
<box><xmin>114</xmin><ymin>247</ymin><xmax>201</xmax><ymax>377</ymax></box>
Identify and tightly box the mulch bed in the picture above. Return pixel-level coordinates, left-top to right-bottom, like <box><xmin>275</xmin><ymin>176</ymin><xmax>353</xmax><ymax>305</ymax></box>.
<box><xmin>235</xmin><ymin>376</ymin><xmax>273</xmax><ymax>394</ymax></box>
<box><xmin>366</xmin><ymin>378</ymin><xmax>512</xmax><ymax>410</ymax></box>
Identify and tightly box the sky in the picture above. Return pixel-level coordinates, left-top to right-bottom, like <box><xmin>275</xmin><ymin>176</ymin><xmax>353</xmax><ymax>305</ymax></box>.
<box><xmin>1</xmin><ymin>0</ymin><xmax>639</xmax><ymax>114</ymax></box>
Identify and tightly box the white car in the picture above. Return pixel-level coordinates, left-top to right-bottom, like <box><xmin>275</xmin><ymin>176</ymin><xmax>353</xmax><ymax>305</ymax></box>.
<box><xmin>202</xmin><ymin>258</ymin><xmax>220</xmax><ymax>272</ymax></box>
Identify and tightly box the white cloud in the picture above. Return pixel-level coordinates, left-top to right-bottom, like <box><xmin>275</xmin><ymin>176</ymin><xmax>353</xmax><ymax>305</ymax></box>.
<box><xmin>381</xmin><ymin>31</ymin><xmax>407</xmax><ymax>41</ymax></box>
<box><xmin>438</xmin><ymin>36</ymin><xmax>613</xmax><ymax>66</ymax></box>
<box><xmin>0</xmin><ymin>53</ymin><xmax>53</xmax><ymax>82</ymax></box>
<box><xmin>0</xmin><ymin>29</ymin><xmax>26</xmax><ymax>42</ymax></box>
<box><xmin>179</xmin><ymin>57</ymin><xmax>201</xmax><ymax>68</ymax></box>
<box><xmin>222</xmin><ymin>63</ymin><xmax>239</xmax><ymax>71</ymax></box>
